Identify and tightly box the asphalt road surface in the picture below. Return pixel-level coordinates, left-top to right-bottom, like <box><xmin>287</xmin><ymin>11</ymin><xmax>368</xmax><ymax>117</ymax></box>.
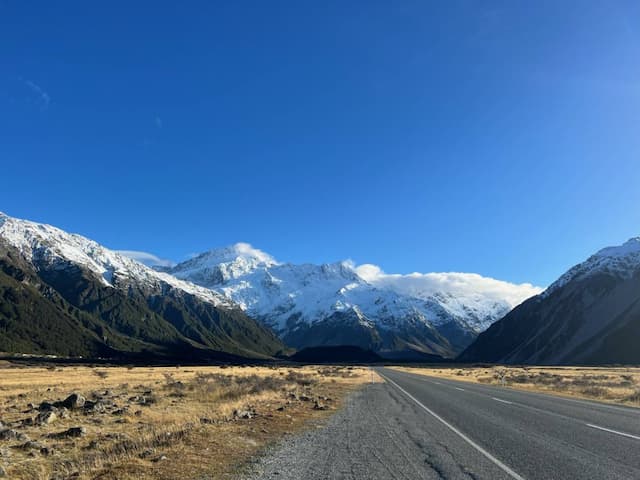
<box><xmin>244</xmin><ymin>367</ymin><xmax>640</xmax><ymax>480</ymax></box>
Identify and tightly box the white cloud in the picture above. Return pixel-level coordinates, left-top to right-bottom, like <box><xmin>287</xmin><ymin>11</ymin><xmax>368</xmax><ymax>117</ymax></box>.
<box><xmin>24</xmin><ymin>79</ymin><xmax>51</xmax><ymax>110</ymax></box>
<box><xmin>354</xmin><ymin>264</ymin><xmax>543</xmax><ymax>308</ymax></box>
<box><xmin>116</xmin><ymin>250</ymin><xmax>175</xmax><ymax>268</ymax></box>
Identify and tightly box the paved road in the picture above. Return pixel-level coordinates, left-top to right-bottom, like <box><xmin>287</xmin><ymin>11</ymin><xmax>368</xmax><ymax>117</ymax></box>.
<box><xmin>244</xmin><ymin>367</ymin><xmax>640</xmax><ymax>480</ymax></box>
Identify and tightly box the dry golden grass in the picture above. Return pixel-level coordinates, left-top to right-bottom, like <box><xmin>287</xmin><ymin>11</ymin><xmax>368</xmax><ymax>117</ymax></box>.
<box><xmin>391</xmin><ymin>365</ymin><xmax>640</xmax><ymax>406</ymax></box>
<box><xmin>0</xmin><ymin>363</ymin><xmax>375</xmax><ymax>479</ymax></box>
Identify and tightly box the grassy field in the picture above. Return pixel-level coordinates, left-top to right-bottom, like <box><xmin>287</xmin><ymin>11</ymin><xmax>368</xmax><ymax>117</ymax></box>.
<box><xmin>391</xmin><ymin>365</ymin><xmax>640</xmax><ymax>406</ymax></box>
<box><xmin>0</xmin><ymin>362</ymin><xmax>375</xmax><ymax>479</ymax></box>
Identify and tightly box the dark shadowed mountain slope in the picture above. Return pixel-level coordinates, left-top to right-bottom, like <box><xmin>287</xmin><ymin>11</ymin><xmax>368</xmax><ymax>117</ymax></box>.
<box><xmin>460</xmin><ymin>238</ymin><xmax>640</xmax><ymax>364</ymax></box>
<box><xmin>0</xmin><ymin>213</ymin><xmax>283</xmax><ymax>360</ymax></box>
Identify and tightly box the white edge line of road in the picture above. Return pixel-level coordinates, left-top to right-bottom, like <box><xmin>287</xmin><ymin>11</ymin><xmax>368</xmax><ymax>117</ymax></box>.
<box><xmin>379</xmin><ymin>371</ymin><xmax>526</xmax><ymax>480</ymax></box>
<box><xmin>586</xmin><ymin>423</ymin><xmax>640</xmax><ymax>441</ymax></box>
<box><xmin>455</xmin><ymin>387</ymin><xmax>466</xmax><ymax>391</ymax></box>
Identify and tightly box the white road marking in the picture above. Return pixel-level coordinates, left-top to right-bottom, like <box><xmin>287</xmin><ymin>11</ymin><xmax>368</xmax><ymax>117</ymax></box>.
<box><xmin>380</xmin><ymin>372</ymin><xmax>526</xmax><ymax>480</ymax></box>
<box><xmin>433</xmin><ymin>381</ymin><xmax>442</xmax><ymax>385</ymax></box>
<box><xmin>492</xmin><ymin>397</ymin><xmax>514</xmax><ymax>405</ymax></box>
<box><xmin>455</xmin><ymin>387</ymin><xmax>465</xmax><ymax>391</ymax></box>
<box><xmin>586</xmin><ymin>424</ymin><xmax>640</xmax><ymax>441</ymax></box>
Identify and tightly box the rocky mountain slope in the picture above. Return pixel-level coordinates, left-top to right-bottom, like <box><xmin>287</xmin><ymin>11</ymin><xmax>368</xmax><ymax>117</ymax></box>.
<box><xmin>164</xmin><ymin>244</ymin><xmax>538</xmax><ymax>358</ymax></box>
<box><xmin>460</xmin><ymin>237</ymin><xmax>640</xmax><ymax>364</ymax></box>
<box><xmin>0</xmin><ymin>213</ymin><xmax>283</xmax><ymax>359</ymax></box>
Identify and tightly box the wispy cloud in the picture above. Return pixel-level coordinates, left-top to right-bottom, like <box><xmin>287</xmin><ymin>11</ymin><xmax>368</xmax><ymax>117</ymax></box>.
<box><xmin>116</xmin><ymin>250</ymin><xmax>175</xmax><ymax>268</ymax></box>
<box><xmin>352</xmin><ymin>263</ymin><xmax>543</xmax><ymax>308</ymax></box>
<box><xmin>24</xmin><ymin>79</ymin><xmax>50</xmax><ymax>110</ymax></box>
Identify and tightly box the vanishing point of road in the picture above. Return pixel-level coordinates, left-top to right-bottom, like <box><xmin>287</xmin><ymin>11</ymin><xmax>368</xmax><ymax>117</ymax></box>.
<box><xmin>245</xmin><ymin>367</ymin><xmax>640</xmax><ymax>480</ymax></box>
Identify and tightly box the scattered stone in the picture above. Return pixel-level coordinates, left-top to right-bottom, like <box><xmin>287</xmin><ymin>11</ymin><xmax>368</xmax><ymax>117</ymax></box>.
<box><xmin>276</xmin><ymin>405</ymin><xmax>286</xmax><ymax>411</ymax></box>
<box><xmin>134</xmin><ymin>410</ymin><xmax>142</xmax><ymax>417</ymax></box>
<box><xmin>36</xmin><ymin>410</ymin><xmax>58</xmax><ymax>426</ymax></box>
<box><xmin>0</xmin><ymin>429</ymin><xmax>29</xmax><ymax>442</ymax></box>
<box><xmin>298</xmin><ymin>395</ymin><xmax>312</xmax><ymax>402</ymax></box>
<box><xmin>85</xmin><ymin>440</ymin><xmax>99</xmax><ymax>450</ymax></box>
<box><xmin>138</xmin><ymin>448</ymin><xmax>155</xmax><ymax>459</ymax></box>
<box><xmin>234</xmin><ymin>409</ymin><xmax>256</xmax><ymax>420</ymax></box>
<box><xmin>48</xmin><ymin>427</ymin><xmax>86</xmax><ymax>439</ymax></box>
<box><xmin>313</xmin><ymin>400</ymin><xmax>328</xmax><ymax>411</ymax></box>
<box><xmin>17</xmin><ymin>440</ymin><xmax>45</xmax><ymax>451</ymax></box>
<box><xmin>83</xmin><ymin>401</ymin><xmax>106</xmax><ymax>414</ymax></box>
<box><xmin>152</xmin><ymin>455</ymin><xmax>168</xmax><ymax>463</ymax></box>
<box><xmin>21</xmin><ymin>417</ymin><xmax>35</xmax><ymax>426</ymax></box>
<box><xmin>38</xmin><ymin>401</ymin><xmax>57</xmax><ymax>412</ymax></box>
<box><xmin>40</xmin><ymin>446</ymin><xmax>53</xmax><ymax>456</ymax></box>
<box><xmin>61</xmin><ymin>393</ymin><xmax>85</xmax><ymax>410</ymax></box>
<box><xmin>0</xmin><ymin>465</ymin><xmax>6</xmax><ymax>477</ymax></box>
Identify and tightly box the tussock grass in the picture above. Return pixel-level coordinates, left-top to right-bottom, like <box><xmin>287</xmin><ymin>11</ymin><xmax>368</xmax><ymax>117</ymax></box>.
<box><xmin>0</xmin><ymin>364</ymin><xmax>373</xmax><ymax>479</ymax></box>
<box><xmin>392</xmin><ymin>365</ymin><xmax>640</xmax><ymax>406</ymax></box>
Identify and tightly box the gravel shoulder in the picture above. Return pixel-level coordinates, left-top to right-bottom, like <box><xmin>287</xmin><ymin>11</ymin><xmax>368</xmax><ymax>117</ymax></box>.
<box><xmin>241</xmin><ymin>380</ymin><xmax>511</xmax><ymax>480</ymax></box>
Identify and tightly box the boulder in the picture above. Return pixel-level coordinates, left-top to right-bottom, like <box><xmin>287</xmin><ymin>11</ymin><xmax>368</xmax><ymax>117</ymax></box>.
<box><xmin>60</xmin><ymin>393</ymin><xmax>85</xmax><ymax>410</ymax></box>
<box><xmin>35</xmin><ymin>411</ymin><xmax>57</xmax><ymax>426</ymax></box>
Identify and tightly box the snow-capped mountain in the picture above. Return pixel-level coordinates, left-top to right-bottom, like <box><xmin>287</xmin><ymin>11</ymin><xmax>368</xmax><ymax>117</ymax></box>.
<box><xmin>543</xmin><ymin>237</ymin><xmax>640</xmax><ymax>297</ymax></box>
<box><xmin>165</xmin><ymin>244</ymin><xmax>539</xmax><ymax>357</ymax></box>
<box><xmin>0</xmin><ymin>212</ymin><xmax>233</xmax><ymax>307</ymax></box>
<box><xmin>0</xmin><ymin>213</ymin><xmax>282</xmax><ymax>359</ymax></box>
<box><xmin>461</xmin><ymin>236</ymin><xmax>640</xmax><ymax>364</ymax></box>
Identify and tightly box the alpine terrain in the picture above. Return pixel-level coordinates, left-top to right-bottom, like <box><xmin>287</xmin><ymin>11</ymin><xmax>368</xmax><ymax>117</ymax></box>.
<box><xmin>0</xmin><ymin>213</ymin><xmax>283</xmax><ymax>359</ymax></box>
<box><xmin>460</xmin><ymin>237</ymin><xmax>640</xmax><ymax>364</ymax></box>
<box><xmin>164</xmin><ymin>244</ymin><xmax>538</xmax><ymax>359</ymax></box>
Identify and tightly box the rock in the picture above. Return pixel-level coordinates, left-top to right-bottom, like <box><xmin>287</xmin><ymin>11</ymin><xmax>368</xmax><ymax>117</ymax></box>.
<box><xmin>38</xmin><ymin>401</ymin><xmax>57</xmax><ymax>412</ymax></box>
<box><xmin>83</xmin><ymin>401</ymin><xmax>106</xmax><ymax>414</ymax></box>
<box><xmin>35</xmin><ymin>410</ymin><xmax>58</xmax><ymax>425</ymax></box>
<box><xmin>40</xmin><ymin>446</ymin><xmax>53</xmax><ymax>456</ymax></box>
<box><xmin>313</xmin><ymin>400</ymin><xmax>328</xmax><ymax>411</ymax></box>
<box><xmin>61</xmin><ymin>393</ymin><xmax>85</xmax><ymax>410</ymax></box>
<box><xmin>85</xmin><ymin>440</ymin><xmax>99</xmax><ymax>450</ymax></box>
<box><xmin>0</xmin><ymin>429</ymin><xmax>29</xmax><ymax>442</ymax></box>
<box><xmin>0</xmin><ymin>465</ymin><xmax>6</xmax><ymax>477</ymax></box>
<box><xmin>138</xmin><ymin>448</ymin><xmax>155</xmax><ymax>459</ymax></box>
<box><xmin>152</xmin><ymin>455</ymin><xmax>168</xmax><ymax>463</ymax></box>
<box><xmin>48</xmin><ymin>427</ymin><xmax>86</xmax><ymax>439</ymax></box>
<box><xmin>18</xmin><ymin>440</ymin><xmax>45</xmax><ymax>451</ymax></box>
<box><xmin>233</xmin><ymin>409</ymin><xmax>254</xmax><ymax>420</ymax></box>
<box><xmin>298</xmin><ymin>395</ymin><xmax>312</xmax><ymax>402</ymax></box>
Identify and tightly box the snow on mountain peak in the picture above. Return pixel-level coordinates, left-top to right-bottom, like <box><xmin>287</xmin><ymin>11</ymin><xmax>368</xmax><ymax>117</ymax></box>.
<box><xmin>0</xmin><ymin>213</ymin><xmax>231</xmax><ymax>307</ymax></box>
<box><xmin>595</xmin><ymin>237</ymin><xmax>640</xmax><ymax>259</ymax></box>
<box><xmin>543</xmin><ymin>236</ymin><xmax>640</xmax><ymax>296</ymax></box>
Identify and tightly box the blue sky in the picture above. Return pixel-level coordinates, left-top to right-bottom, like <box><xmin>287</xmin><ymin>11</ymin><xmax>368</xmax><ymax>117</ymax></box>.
<box><xmin>1</xmin><ymin>1</ymin><xmax>639</xmax><ymax>286</ymax></box>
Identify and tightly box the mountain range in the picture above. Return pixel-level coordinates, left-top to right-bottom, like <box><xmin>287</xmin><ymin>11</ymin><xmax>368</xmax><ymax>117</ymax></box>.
<box><xmin>160</xmin><ymin>244</ymin><xmax>537</xmax><ymax>358</ymax></box>
<box><xmin>1</xmin><ymin>211</ymin><xmax>639</xmax><ymax>364</ymax></box>
<box><xmin>0</xmin><ymin>213</ymin><xmax>282</xmax><ymax>360</ymax></box>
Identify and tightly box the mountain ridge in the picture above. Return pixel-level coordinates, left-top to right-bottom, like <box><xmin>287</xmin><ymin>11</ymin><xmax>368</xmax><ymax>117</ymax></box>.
<box><xmin>460</xmin><ymin>236</ymin><xmax>640</xmax><ymax>364</ymax></box>
<box><xmin>0</xmin><ymin>213</ymin><xmax>283</xmax><ymax>360</ymax></box>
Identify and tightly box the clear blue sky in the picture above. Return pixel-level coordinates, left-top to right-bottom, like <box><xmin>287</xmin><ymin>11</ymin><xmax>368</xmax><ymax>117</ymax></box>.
<box><xmin>2</xmin><ymin>1</ymin><xmax>639</xmax><ymax>286</ymax></box>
